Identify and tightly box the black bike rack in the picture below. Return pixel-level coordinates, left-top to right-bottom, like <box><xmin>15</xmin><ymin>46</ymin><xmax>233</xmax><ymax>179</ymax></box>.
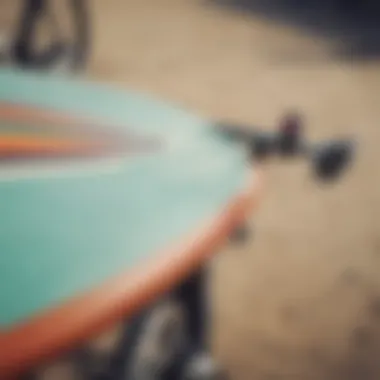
<box><xmin>218</xmin><ymin>112</ymin><xmax>355</xmax><ymax>181</ymax></box>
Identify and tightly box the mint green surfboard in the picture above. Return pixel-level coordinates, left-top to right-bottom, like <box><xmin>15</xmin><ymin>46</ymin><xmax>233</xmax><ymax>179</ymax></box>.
<box><xmin>0</xmin><ymin>68</ymin><xmax>252</xmax><ymax>330</ymax></box>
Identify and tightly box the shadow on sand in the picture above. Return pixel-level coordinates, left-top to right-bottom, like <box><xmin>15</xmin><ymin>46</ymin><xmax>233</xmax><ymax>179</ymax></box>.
<box><xmin>208</xmin><ymin>0</ymin><xmax>380</xmax><ymax>62</ymax></box>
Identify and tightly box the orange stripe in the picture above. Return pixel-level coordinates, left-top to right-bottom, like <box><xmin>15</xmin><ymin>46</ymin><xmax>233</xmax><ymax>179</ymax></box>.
<box><xmin>0</xmin><ymin>136</ymin><xmax>104</xmax><ymax>151</ymax></box>
<box><xmin>0</xmin><ymin>103</ymin><xmax>90</xmax><ymax>128</ymax></box>
<box><xmin>0</xmin><ymin>103</ymin><xmax>125</xmax><ymax>140</ymax></box>
<box><xmin>0</xmin><ymin>103</ymin><xmax>148</xmax><ymax>157</ymax></box>
<box><xmin>0</xmin><ymin>137</ymin><xmax>113</xmax><ymax>159</ymax></box>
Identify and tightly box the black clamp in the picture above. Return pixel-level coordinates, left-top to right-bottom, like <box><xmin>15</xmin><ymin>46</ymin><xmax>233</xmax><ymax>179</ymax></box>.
<box><xmin>218</xmin><ymin>112</ymin><xmax>355</xmax><ymax>181</ymax></box>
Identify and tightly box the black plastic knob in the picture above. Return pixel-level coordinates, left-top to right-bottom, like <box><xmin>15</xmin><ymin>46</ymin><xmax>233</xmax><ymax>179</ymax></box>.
<box><xmin>312</xmin><ymin>140</ymin><xmax>354</xmax><ymax>180</ymax></box>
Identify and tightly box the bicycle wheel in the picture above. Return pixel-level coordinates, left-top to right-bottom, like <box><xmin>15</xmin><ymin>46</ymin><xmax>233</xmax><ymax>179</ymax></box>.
<box><xmin>10</xmin><ymin>0</ymin><xmax>91</xmax><ymax>72</ymax></box>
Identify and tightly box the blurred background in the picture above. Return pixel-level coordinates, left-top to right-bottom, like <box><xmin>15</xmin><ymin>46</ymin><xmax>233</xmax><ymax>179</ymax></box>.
<box><xmin>1</xmin><ymin>1</ymin><xmax>380</xmax><ymax>379</ymax></box>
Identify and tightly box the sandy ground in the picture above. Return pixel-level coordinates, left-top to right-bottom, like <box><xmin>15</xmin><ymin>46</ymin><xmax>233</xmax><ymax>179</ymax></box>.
<box><xmin>3</xmin><ymin>1</ymin><xmax>380</xmax><ymax>379</ymax></box>
<box><xmin>91</xmin><ymin>2</ymin><xmax>380</xmax><ymax>379</ymax></box>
